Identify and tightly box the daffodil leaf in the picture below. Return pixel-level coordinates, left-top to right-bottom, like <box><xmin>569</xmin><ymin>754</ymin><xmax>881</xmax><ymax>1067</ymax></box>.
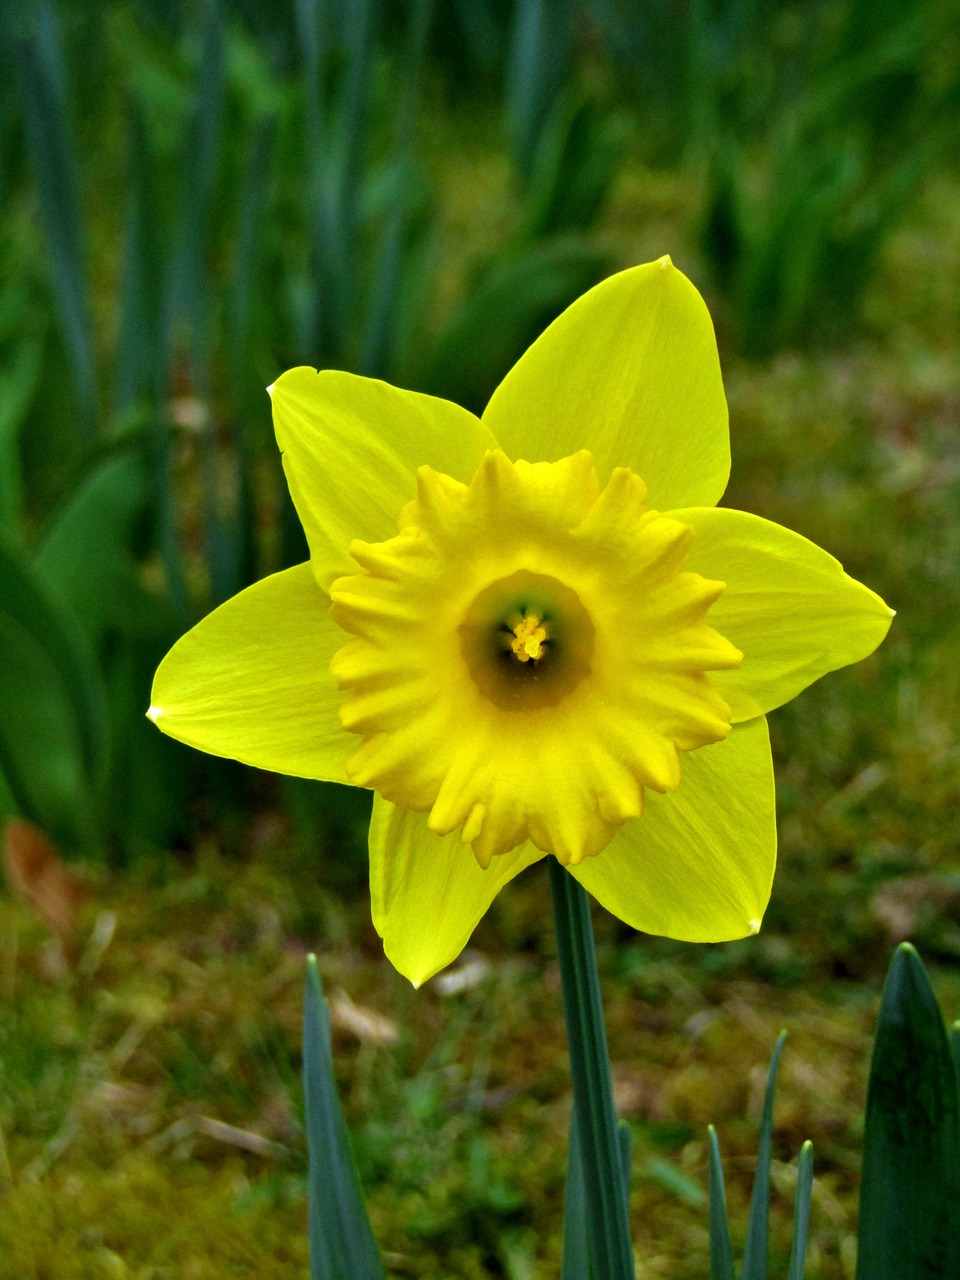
<box><xmin>707</xmin><ymin>1126</ymin><xmax>735</xmax><ymax>1280</ymax></box>
<box><xmin>855</xmin><ymin>944</ymin><xmax>960</xmax><ymax>1280</ymax></box>
<box><xmin>34</xmin><ymin>448</ymin><xmax>149</xmax><ymax>649</ymax></box>
<box><xmin>304</xmin><ymin>955</ymin><xmax>385</xmax><ymax>1280</ymax></box>
<box><xmin>740</xmin><ymin>1030</ymin><xmax>786</xmax><ymax>1280</ymax></box>
<box><xmin>0</xmin><ymin>538</ymin><xmax>106</xmax><ymax>851</ymax></box>
<box><xmin>786</xmin><ymin>1142</ymin><xmax>814</xmax><ymax>1280</ymax></box>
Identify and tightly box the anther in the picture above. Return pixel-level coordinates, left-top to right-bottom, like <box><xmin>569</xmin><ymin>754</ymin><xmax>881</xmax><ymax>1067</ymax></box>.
<box><xmin>511</xmin><ymin>615</ymin><xmax>548</xmax><ymax>663</ymax></box>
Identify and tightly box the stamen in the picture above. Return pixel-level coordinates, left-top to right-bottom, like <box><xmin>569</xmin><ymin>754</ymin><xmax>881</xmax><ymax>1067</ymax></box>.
<box><xmin>511</xmin><ymin>614</ymin><xmax>548</xmax><ymax>663</ymax></box>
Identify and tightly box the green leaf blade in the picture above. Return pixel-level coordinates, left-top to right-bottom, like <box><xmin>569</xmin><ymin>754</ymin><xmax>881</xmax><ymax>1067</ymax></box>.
<box><xmin>855</xmin><ymin>943</ymin><xmax>960</xmax><ymax>1280</ymax></box>
<box><xmin>740</xmin><ymin>1030</ymin><xmax>787</xmax><ymax>1280</ymax></box>
<box><xmin>707</xmin><ymin>1125</ymin><xmax>736</xmax><ymax>1280</ymax></box>
<box><xmin>303</xmin><ymin>955</ymin><xmax>384</xmax><ymax>1280</ymax></box>
<box><xmin>9</xmin><ymin>1</ymin><xmax>96</xmax><ymax>430</ymax></box>
<box><xmin>786</xmin><ymin>1141</ymin><xmax>814</xmax><ymax>1280</ymax></box>
<box><xmin>0</xmin><ymin>538</ymin><xmax>107</xmax><ymax>849</ymax></box>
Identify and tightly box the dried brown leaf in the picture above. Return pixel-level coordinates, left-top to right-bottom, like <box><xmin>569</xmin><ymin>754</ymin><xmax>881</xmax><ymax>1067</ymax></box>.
<box><xmin>3</xmin><ymin>818</ymin><xmax>88</xmax><ymax>939</ymax></box>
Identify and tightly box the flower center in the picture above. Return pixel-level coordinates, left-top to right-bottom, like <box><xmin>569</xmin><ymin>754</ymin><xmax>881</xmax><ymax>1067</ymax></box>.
<box><xmin>459</xmin><ymin>569</ymin><xmax>595</xmax><ymax>711</ymax></box>
<box><xmin>510</xmin><ymin>614</ymin><xmax>547</xmax><ymax>663</ymax></box>
<box><xmin>329</xmin><ymin>449</ymin><xmax>742</xmax><ymax>867</ymax></box>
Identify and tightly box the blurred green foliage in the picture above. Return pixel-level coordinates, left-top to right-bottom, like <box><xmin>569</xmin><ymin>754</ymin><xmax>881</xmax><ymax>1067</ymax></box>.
<box><xmin>0</xmin><ymin>0</ymin><xmax>956</xmax><ymax>870</ymax></box>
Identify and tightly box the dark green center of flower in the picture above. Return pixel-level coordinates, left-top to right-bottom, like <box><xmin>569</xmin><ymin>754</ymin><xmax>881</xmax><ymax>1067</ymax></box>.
<box><xmin>459</xmin><ymin>570</ymin><xmax>594</xmax><ymax>710</ymax></box>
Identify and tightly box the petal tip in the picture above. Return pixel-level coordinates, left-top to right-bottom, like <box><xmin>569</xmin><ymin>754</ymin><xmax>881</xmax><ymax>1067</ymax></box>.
<box><xmin>656</xmin><ymin>253</ymin><xmax>673</xmax><ymax>270</ymax></box>
<box><xmin>748</xmin><ymin>917</ymin><xmax>762</xmax><ymax>935</ymax></box>
<box><xmin>266</xmin><ymin>382</ymin><xmax>275</xmax><ymax>397</ymax></box>
<box><xmin>146</xmin><ymin>704</ymin><xmax>162</xmax><ymax>723</ymax></box>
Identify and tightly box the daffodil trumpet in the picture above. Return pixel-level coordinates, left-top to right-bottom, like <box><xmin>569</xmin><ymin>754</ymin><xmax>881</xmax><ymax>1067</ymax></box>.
<box><xmin>148</xmin><ymin>255</ymin><xmax>892</xmax><ymax>989</ymax></box>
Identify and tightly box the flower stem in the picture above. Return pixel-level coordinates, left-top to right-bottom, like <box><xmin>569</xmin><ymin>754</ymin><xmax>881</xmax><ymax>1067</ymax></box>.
<box><xmin>549</xmin><ymin>856</ymin><xmax>635</xmax><ymax>1280</ymax></box>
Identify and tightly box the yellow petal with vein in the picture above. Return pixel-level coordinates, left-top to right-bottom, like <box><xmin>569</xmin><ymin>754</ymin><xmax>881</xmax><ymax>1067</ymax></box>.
<box><xmin>481</xmin><ymin>258</ymin><xmax>729</xmax><ymax>509</ymax></box>
<box><xmin>149</xmin><ymin>565</ymin><xmax>352</xmax><ymax>782</ymax></box>
<box><xmin>271</xmin><ymin>367</ymin><xmax>497</xmax><ymax>588</ymax></box>
<box><xmin>570</xmin><ymin>717</ymin><xmax>775</xmax><ymax>940</ymax></box>
<box><xmin>672</xmin><ymin>507</ymin><xmax>894</xmax><ymax>720</ymax></box>
<box><xmin>368</xmin><ymin>797</ymin><xmax>543</xmax><ymax>986</ymax></box>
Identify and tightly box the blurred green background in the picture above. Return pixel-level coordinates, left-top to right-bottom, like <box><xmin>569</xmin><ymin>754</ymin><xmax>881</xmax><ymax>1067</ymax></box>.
<box><xmin>0</xmin><ymin>0</ymin><xmax>958</xmax><ymax>1275</ymax></box>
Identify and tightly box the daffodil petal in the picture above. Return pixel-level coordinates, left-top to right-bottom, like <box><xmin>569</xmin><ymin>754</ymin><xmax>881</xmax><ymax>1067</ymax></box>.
<box><xmin>481</xmin><ymin>258</ymin><xmax>729</xmax><ymax>508</ymax></box>
<box><xmin>270</xmin><ymin>367</ymin><xmax>498</xmax><ymax>588</ymax></box>
<box><xmin>368</xmin><ymin>797</ymin><xmax>543</xmax><ymax>986</ymax></box>
<box><xmin>149</xmin><ymin>564</ymin><xmax>352</xmax><ymax>782</ymax></box>
<box><xmin>570</xmin><ymin>716</ymin><xmax>775</xmax><ymax>940</ymax></box>
<box><xmin>671</xmin><ymin>507</ymin><xmax>895</xmax><ymax>721</ymax></box>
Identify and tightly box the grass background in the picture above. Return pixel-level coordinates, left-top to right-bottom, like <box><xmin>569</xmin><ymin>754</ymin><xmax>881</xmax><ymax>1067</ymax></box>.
<box><xmin>0</xmin><ymin>1</ymin><xmax>959</xmax><ymax>1275</ymax></box>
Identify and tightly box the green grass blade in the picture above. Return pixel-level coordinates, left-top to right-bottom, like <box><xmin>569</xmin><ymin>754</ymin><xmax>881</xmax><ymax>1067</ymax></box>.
<box><xmin>855</xmin><ymin>943</ymin><xmax>960</xmax><ymax>1280</ymax></box>
<box><xmin>951</xmin><ymin>1021</ymin><xmax>960</xmax><ymax>1081</ymax></box>
<box><xmin>225</xmin><ymin>114</ymin><xmax>276</xmax><ymax>590</ymax></box>
<box><xmin>786</xmin><ymin>1141</ymin><xmax>814</xmax><ymax>1280</ymax></box>
<box><xmin>300</xmin><ymin>0</ymin><xmax>375</xmax><ymax>363</ymax></box>
<box><xmin>172</xmin><ymin>2</ymin><xmax>237</xmax><ymax>605</ymax></box>
<box><xmin>304</xmin><ymin>955</ymin><xmax>385</xmax><ymax>1280</ymax></box>
<box><xmin>358</xmin><ymin>0</ymin><xmax>432</xmax><ymax>379</ymax></box>
<box><xmin>740</xmin><ymin>1030</ymin><xmax>787</xmax><ymax>1280</ymax></box>
<box><xmin>114</xmin><ymin>104</ymin><xmax>165</xmax><ymax>416</ymax></box>
<box><xmin>226</xmin><ymin>115</ymin><xmax>275</xmax><ymax>402</ymax></box>
<box><xmin>9</xmin><ymin>1</ymin><xmax>96</xmax><ymax>430</ymax></box>
<box><xmin>112</xmin><ymin>101</ymin><xmax>184</xmax><ymax>615</ymax></box>
<box><xmin>506</xmin><ymin>0</ymin><xmax>575</xmax><ymax>185</ymax></box>
<box><xmin>707</xmin><ymin>1125</ymin><xmax>735</xmax><ymax>1280</ymax></box>
<box><xmin>168</xmin><ymin>0</ymin><xmax>224</xmax><ymax>347</ymax></box>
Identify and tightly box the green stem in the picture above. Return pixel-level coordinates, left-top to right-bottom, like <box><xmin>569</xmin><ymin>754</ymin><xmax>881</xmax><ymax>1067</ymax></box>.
<box><xmin>549</xmin><ymin>856</ymin><xmax>635</xmax><ymax>1280</ymax></box>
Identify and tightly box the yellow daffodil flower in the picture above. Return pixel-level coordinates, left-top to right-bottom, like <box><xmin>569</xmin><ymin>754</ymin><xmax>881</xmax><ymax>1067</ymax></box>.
<box><xmin>149</xmin><ymin>258</ymin><xmax>893</xmax><ymax>986</ymax></box>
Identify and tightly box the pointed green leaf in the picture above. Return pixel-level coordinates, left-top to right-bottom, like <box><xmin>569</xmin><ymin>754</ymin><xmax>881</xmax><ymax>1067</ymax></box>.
<box><xmin>855</xmin><ymin>944</ymin><xmax>960</xmax><ymax>1280</ymax></box>
<box><xmin>0</xmin><ymin>538</ymin><xmax>106</xmax><ymax>849</ymax></box>
<box><xmin>786</xmin><ymin>1141</ymin><xmax>814</xmax><ymax>1280</ymax></box>
<box><xmin>304</xmin><ymin>955</ymin><xmax>384</xmax><ymax>1280</ymax></box>
<box><xmin>0</xmin><ymin>336</ymin><xmax>42</xmax><ymax>533</ymax></box>
<box><xmin>34</xmin><ymin>448</ymin><xmax>149</xmax><ymax>648</ymax></box>
<box><xmin>741</xmin><ymin>1030</ymin><xmax>787</xmax><ymax>1280</ymax></box>
<box><xmin>707</xmin><ymin>1126</ymin><xmax>735</xmax><ymax>1280</ymax></box>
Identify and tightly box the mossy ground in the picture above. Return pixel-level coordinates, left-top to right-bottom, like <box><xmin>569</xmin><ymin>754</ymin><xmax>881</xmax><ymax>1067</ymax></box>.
<box><xmin>1</xmin><ymin>166</ymin><xmax>959</xmax><ymax>1278</ymax></box>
